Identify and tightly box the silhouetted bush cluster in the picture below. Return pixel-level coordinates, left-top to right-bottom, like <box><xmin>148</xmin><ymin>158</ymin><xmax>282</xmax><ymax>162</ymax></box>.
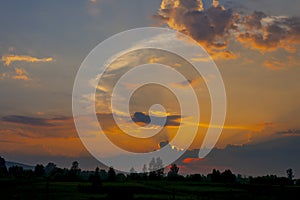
<box><xmin>207</xmin><ymin>169</ymin><xmax>236</xmax><ymax>183</ymax></box>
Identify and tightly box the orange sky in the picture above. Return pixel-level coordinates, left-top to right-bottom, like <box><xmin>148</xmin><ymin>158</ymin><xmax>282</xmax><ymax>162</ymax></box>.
<box><xmin>0</xmin><ymin>0</ymin><xmax>299</xmax><ymax>174</ymax></box>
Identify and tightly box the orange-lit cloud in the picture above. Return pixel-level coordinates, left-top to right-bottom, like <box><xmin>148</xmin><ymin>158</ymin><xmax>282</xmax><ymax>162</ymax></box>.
<box><xmin>13</xmin><ymin>68</ymin><xmax>29</xmax><ymax>81</ymax></box>
<box><xmin>0</xmin><ymin>67</ymin><xmax>30</xmax><ymax>81</ymax></box>
<box><xmin>157</xmin><ymin>0</ymin><xmax>239</xmax><ymax>60</ymax></box>
<box><xmin>183</xmin><ymin>157</ymin><xmax>201</xmax><ymax>163</ymax></box>
<box><xmin>263</xmin><ymin>59</ymin><xmax>285</xmax><ymax>70</ymax></box>
<box><xmin>237</xmin><ymin>14</ymin><xmax>300</xmax><ymax>53</ymax></box>
<box><xmin>0</xmin><ymin>115</ymin><xmax>86</xmax><ymax>157</ymax></box>
<box><xmin>199</xmin><ymin>123</ymin><xmax>268</xmax><ymax>132</ymax></box>
<box><xmin>156</xmin><ymin>0</ymin><xmax>300</xmax><ymax>64</ymax></box>
<box><xmin>2</xmin><ymin>54</ymin><xmax>54</xmax><ymax>66</ymax></box>
<box><xmin>0</xmin><ymin>72</ymin><xmax>10</xmax><ymax>80</ymax></box>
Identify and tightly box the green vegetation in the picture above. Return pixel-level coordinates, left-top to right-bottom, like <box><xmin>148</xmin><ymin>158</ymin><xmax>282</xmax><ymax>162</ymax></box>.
<box><xmin>1</xmin><ymin>179</ymin><xmax>300</xmax><ymax>200</ymax></box>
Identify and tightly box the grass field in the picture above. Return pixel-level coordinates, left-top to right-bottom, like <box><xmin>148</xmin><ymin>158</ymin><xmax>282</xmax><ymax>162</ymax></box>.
<box><xmin>1</xmin><ymin>179</ymin><xmax>300</xmax><ymax>200</ymax></box>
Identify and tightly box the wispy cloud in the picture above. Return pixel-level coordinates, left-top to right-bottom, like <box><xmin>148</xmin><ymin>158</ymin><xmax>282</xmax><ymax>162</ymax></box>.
<box><xmin>13</xmin><ymin>68</ymin><xmax>30</xmax><ymax>81</ymax></box>
<box><xmin>263</xmin><ymin>59</ymin><xmax>285</xmax><ymax>70</ymax></box>
<box><xmin>192</xmin><ymin>121</ymin><xmax>273</xmax><ymax>132</ymax></box>
<box><xmin>2</xmin><ymin>54</ymin><xmax>54</xmax><ymax>66</ymax></box>
<box><xmin>0</xmin><ymin>115</ymin><xmax>76</xmax><ymax>139</ymax></box>
<box><xmin>0</xmin><ymin>68</ymin><xmax>30</xmax><ymax>81</ymax></box>
<box><xmin>2</xmin><ymin>115</ymin><xmax>55</xmax><ymax>127</ymax></box>
<box><xmin>1</xmin><ymin>115</ymin><xmax>72</xmax><ymax>127</ymax></box>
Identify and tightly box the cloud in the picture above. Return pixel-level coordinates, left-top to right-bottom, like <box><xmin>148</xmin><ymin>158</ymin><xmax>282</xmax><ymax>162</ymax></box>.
<box><xmin>0</xmin><ymin>114</ymin><xmax>83</xmax><ymax>157</ymax></box>
<box><xmin>175</xmin><ymin>136</ymin><xmax>300</xmax><ymax>176</ymax></box>
<box><xmin>182</xmin><ymin>157</ymin><xmax>201</xmax><ymax>163</ymax></box>
<box><xmin>1</xmin><ymin>115</ymin><xmax>72</xmax><ymax>127</ymax></box>
<box><xmin>132</xmin><ymin>112</ymin><xmax>181</xmax><ymax>127</ymax></box>
<box><xmin>0</xmin><ymin>115</ymin><xmax>77</xmax><ymax>140</ymax></box>
<box><xmin>0</xmin><ymin>67</ymin><xmax>30</xmax><ymax>81</ymax></box>
<box><xmin>237</xmin><ymin>14</ymin><xmax>300</xmax><ymax>53</ymax></box>
<box><xmin>156</xmin><ymin>0</ymin><xmax>300</xmax><ymax>65</ymax></box>
<box><xmin>263</xmin><ymin>59</ymin><xmax>285</xmax><ymax>70</ymax></box>
<box><xmin>157</xmin><ymin>0</ymin><xmax>239</xmax><ymax>59</ymax></box>
<box><xmin>0</xmin><ymin>72</ymin><xmax>10</xmax><ymax>80</ymax></box>
<box><xmin>13</xmin><ymin>68</ymin><xmax>30</xmax><ymax>80</ymax></box>
<box><xmin>277</xmin><ymin>129</ymin><xmax>300</xmax><ymax>136</ymax></box>
<box><xmin>2</xmin><ymin>115</ymin><xmax>54</xmax><ymax>127</ymax></box>
<box><xmin>1</xmin><ymin>54</ymin><xmax>54</xmax><ymax>66</ymax></box>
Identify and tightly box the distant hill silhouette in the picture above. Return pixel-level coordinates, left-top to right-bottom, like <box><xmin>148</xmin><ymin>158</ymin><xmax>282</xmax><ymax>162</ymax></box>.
<box><xmin>6</xmin><ymin>161</ymin><xmax>34</xmax><ymax>170</ymax></box>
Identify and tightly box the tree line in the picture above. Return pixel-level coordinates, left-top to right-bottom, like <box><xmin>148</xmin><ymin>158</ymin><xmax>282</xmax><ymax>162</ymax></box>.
<box><xmin>0</xmin><ymin>156</ymin><xmax>299</xmax><ymax>186</ymax></box>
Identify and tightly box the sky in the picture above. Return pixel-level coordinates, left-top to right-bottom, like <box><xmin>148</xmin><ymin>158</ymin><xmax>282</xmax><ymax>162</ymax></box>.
<box><xmin>0</xmin><ymin>0</ymin><xmax>300</xmax><ymax>177</ymax></box>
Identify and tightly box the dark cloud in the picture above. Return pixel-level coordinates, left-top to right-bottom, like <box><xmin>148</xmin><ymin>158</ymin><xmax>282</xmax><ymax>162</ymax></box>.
<box><xmin>2</xmin><ymin>115</ymin><xmax>54</xmax><ymax>126</ymax></box>
<box><xmin>157</xmin><ymin>0</ymin><xmax>300</xmax><ymax>63</ymax></box>
<box><xmin>243</xmin><ymin>11</ymin><xmax>266</xmax><ymax>30</ymax></box>
<box><xmin>158</xmin><ymin>0</ymin><xmax>238</xmax><ymax>59</ymax></box>
<box><xmin>277</xmin><ymin>129</ymin><xmax>300</xmax><ymax>136</ymax></box>
<box><xmin>175</xmin><ymin>136</ymin><xmax>300</xmax><ymax>176</ymax></box>
<box><xmin>1</xmin><ymin>115</ymin><xmax>72</xmax><ymax>127</ymax></box>
<box><xmin>132</xmin><ymin>112</ymin><xmax>181</xmax><ymax>127</ymax></box>
<box><xmin>0</xmin><ymin>115</ymin><xmax>77</xmax><ymax>140</ymax></box>
<box><xmin>0</xmin><ymin>139</ymin><xmax>18</xmax><ymax>143</ymax></box>
<box><xmin>238</xmin><ymin>14</ymin><xmax>300</xmax><ymax>53</ymax></box>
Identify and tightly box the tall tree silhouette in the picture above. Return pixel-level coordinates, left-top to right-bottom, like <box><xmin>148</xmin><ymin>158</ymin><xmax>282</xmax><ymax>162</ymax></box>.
<box><xmin>34</xmin><ymin>164</ymin><xmax>45</xmax><ymax>177</ymax></box>
<box><xmin>45</xmin><ymin>162</ymin><xmax>56</xmax><ymax>177</ymax></box>
<box><xmin>69</xmin><ymin>161</ymin><xmax>81</xmax><ymax>180</ymax></box>
<box><xmin>108</xmin><ymin>167</ymin><xmax>116</xmax><ymax>181</ymax></box>
<box><xmin>89</xmin><ymin>167</ymin><xmax>101</xmax><ymax>188</ymax></box>
<box><xmin>0</xmin><ymin>156</ymin><xmax>8</xmax><ymax>177</ymax></box>
<box><xmin>286</xmin><ymin>168</ymin><xmax>294</xmax><ymax>180</ymax></box>
<box><xmin>149</xmin><ymin>157</ymin><xmax>164</xmax><ymax>180</ymax></box>
<box><xmin>168</xmin><ymin>164</ymin><xmax>179</xmax><ymax>177</ymax></box>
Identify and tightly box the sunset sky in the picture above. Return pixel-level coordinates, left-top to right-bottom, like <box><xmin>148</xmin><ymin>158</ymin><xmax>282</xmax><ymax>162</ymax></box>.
<box><xmin>1</xmin><ymin>0</ymin><xmax>300</xmax><ymax>176</ymax></box>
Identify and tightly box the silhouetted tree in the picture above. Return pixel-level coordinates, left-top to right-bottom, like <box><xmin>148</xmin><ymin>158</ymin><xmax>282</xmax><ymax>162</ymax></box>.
<box><xmin>142</xmin><ymin>164</ymin><xmax>147</xmax><ymax>173</ymax></box>
<box><xmin>286</xmin><ymin>168</ymin><xmax>294</xmax><ymax>180</ymax></box>
<box><xmin>128</xmin><ymin>167</ymin><xmax>140</xmax><ymax>180</ymax></box>
<box><xmin>221</xmin><ymin>169</ymin><xmax>236</xmax><ymax>183</ymax></box>
<box><xmin>52</xmin><ymin>167</ymin><xmax>68</xmax><ymax>181</ymax></box>
<box><xmin>148</xmin><ymin>157</ymin><xmax>164</xmax><ymax>180</ymax></box>
<box><xmin>0</xmin><ymin>156</ymin><xmax>8</xmax><ymax>177</ymax></box>
<box><xmin>9</xmin><ymin>166</ymin><xmax>23</xmax><ymax>178</ymax></box>
<box><xmin>129</xmin><ymin>167</ymin><xmax>136</xmax><ymax>174</ymax></box>
<box><xmin>69</xmin><ymin>161</ymin><xmax>81</xmax><ymax>180</ymax></box>
<box><xmin>141</xmin><ymin>164</ymin><xmax>148</xmax><ymax>179</ymax></box>
<box><xmin>34</xmin><ymin>164</ymin><xmax>45</xmax><ymax>177</ymax></box>
<box><xmin>167</xmin><ymin>164</ymin><xmax>179</xmax><ymax>178</ymax></box>
<box><xmin>71</xmin><ymin>161</ymin><xmax>79</xmax><ymax>171</ymax></box>
<box><xmin>210</xmin><ymin>169</ymin><xmax>221</xmax><ymax>182</ymax></box>
<box><xmin>45</xmin><ymin>162</ymin><xmax>56</xmax><ymax>177</ymax></box>
<box><xmin>99</xmin><ymin>169</ymin><xmax>108</xmax><ymax>181</ymax></box>
<box><xmin>169</xmin><ymin>164</ymin><xmax>179</xmax><ymax>175</ymax></box>
<box><xmin>107</xmin><ymin>167</ymin><xmax>116</xmax><ymax>181</ymax></box>
<box><xmin>89</xmin><ymin>167</ymin><xmax>101</xmax><ymax>188</ymax></box>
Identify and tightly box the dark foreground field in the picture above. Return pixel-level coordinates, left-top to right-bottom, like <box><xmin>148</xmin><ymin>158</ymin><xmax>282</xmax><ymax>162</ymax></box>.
<box><xmin>1</xmin><ymin>179</ymin><xmax>300</xmax><ymax>200</ymax></box>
